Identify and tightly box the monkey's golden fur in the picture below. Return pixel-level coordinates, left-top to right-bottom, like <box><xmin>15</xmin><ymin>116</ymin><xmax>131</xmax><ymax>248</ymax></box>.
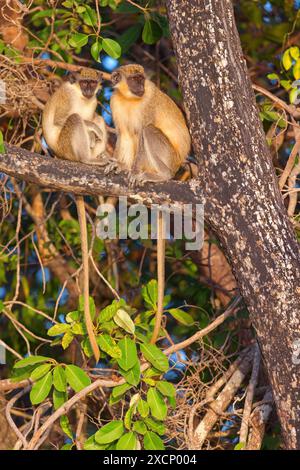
<box><xmin>110</xmin><ymin>64</ymin><xmax>191</xmax><ymax>182</ymax></box>
<box><xmin>42</xmin><ymin>69</ymin><xmax>107</xmax><ymax>164</ymax></box>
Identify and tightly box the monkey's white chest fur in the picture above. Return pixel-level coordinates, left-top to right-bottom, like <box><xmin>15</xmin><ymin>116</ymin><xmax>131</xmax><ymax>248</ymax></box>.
<box><xmin>111</xmin><ymin>93</ymin><xmax>149</xmax><ymax>168</ymax></box>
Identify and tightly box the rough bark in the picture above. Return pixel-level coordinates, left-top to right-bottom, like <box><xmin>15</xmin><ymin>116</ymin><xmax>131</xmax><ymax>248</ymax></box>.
<box><xmin>167</xmin><ymin>0</ymin><xmax>300</xmax><ymax>449</ymax></box>
<box><xmin>0</xmin><ymin>145</ymin><xmax>202</xmax><ymax>207</ymax></box>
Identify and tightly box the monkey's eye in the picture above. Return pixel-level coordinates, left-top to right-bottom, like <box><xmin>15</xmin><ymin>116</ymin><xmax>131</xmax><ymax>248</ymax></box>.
<box><xmin>111</xmin><ymin>72</ymin><xmax>121</xmax><ymax>85</ymax></box>
<box><xmin>133</xmin><ymin>73</ymin><xmax>144</xmax><ymax>82</ymax></box>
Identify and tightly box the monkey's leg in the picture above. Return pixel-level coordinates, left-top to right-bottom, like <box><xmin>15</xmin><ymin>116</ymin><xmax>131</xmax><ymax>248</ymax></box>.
<box><xmin>129</xmin><ymin>125</ymin><xmax>176</xmax><ymax>187</ymax></box>
<box><xmin>84</xmin><ymin>120</ymin><xmax>104</xmax><ymax>149</ymax></box>
<box><xmin>76</xmin><ymin>196</ymin><xmax>100</xmax><ymax>362</ymax></box>
<box><xmin>58</xmin><ymin>114</ymin><xmax>92</xmax><ymax>162</ymax></box>
<box><xmin>150</xmin><ymin>210</ymin><xmax>165</xmax><ymax>344</ymax></box>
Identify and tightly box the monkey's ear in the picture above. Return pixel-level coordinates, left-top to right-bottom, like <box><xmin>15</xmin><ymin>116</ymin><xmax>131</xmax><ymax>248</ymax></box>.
<box><xmin>111</xmin><ymin>71</ymin><xmax>121</xmax><ymax>86</ymax></box>
<box><xmin>68</xmin><ymin>71</ymin><xmax>78</xmax><ymax>84</ymax></box>
<box><xmin>97</xmin><ymin>71</ymin><xmax>103</xmax><ymax>82</ymax></box>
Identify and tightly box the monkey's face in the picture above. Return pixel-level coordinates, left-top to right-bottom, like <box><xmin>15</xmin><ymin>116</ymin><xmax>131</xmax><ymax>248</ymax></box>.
<box><xmin>127</xmin><ymin>73</ymin><xmax>145</xmax><ymax>97</ymax></box>
<box><xmin>111</xmin><ymin>71</ymin><xmax>145</xmax><ymax>98</ymax></box>
<box><xmin>79</xmin><ymin>79</ymin><xmax>99</xmax><ymax>99</ymax></box>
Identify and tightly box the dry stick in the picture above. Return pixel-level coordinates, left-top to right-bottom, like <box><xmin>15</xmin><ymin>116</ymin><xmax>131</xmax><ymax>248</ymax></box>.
<box><xmin>206</xmin><ymin>352</ymin><xmax>247</xmax><ymax>399</ymax></box>
<box><xmin>0</xmin><ymin>379</ymin><xmax>30</xmax><ymax>392</ymax></box>
<box><xmin>191</xmin><ymin>347</ymin><xmax>254</xmax><ymax>450</ymax></box>
<box><xmin>287</xmin><ymin>160</ymin><xmax>300</xmax><ymax>217</ymax></box>
<box><xmin>90</xmin><ymin>255</ymin><xmax>120</xmax><ymax>301</ymax></box>
<box><xmin>19</xmin><ymin>57</ymin><xmax>111</xmax><ymax>81</ymax></box>
<box><xmin>5</xmin><ymin>386</ymin><xmax>31</xmax><ymax>449</ymax></box>
<box><xmin>26</xmin><ymin>297</ymin><xmax>241</xmax><ymax>450</ymax></box>
<box><xmin>279</xmin><ymin>117</ymin><xmax>300</xmax><ymax>190</ymax></box>
<box><xmin>252</xmin><ymin>84</ymin><xmax>300</xmax><ymax>118</ymax></box>
<box><xmin>239</xmin><ymin>343</ymin><xmax>261</xmax><ymax>446</ymax></box>
<box><xmin>151</xmin><ymin>211</ymin><xmax>166</xmax><ymax>344</ymax></box>
<box><xmin>0</xmin><ymin>339</ymin><xmax>23</xmax><ymax>360</ymax></box>
<box><xmin>76</xmin><ymin>196</ymin><xmax>100</xmax><ymax>362</ymax></box>
<box><xmin>246</xmin><ymin>388</ymin><xmax>273</xmax><ymax>450</ymax></box>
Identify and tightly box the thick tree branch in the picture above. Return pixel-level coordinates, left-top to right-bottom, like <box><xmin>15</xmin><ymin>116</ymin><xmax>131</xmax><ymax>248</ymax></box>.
<box><xmin>0</xmin><ymin>145</ymin><xmax>203</xmax><ymax>207</ymax></box>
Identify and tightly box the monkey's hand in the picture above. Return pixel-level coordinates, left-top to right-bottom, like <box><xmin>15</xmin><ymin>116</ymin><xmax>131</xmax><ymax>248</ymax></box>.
<box><xmin>128</xmin><ymin>171</ymin><xmax>166</xmax><ymax>188</ymax></box>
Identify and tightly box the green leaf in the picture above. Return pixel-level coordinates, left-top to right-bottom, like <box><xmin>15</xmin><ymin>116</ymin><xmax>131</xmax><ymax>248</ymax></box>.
<box><xmin>143</xmin><ymin>378</ymin><xmax>156</xmax><ymax>386</ymax></box>
<box><xmin>133</xmin><ymin>421</ymin><xmax>147</xmax><ymax>435</ymax></box>
<box><xmin>137</xmin><ymin>399</ymin><xmax>149</xmax><ymax>418</ymax></box>
<box><xmin>280</xmin><ymin>80</ymin><xmax>292</xmax><ymax>91</ymax></box>
<box><xmin>98</xmin><ymin>299</ymin><xmax>123</xmax><ymax>323</ymax></box>
<box><xmin>65</xmin><ymin>365</ymin><xmax>91</xmax><ymax>392</ymax></box>
<box><xmin>69</xmin><ymin>33</ymin><xmax>89</xmax><ymax>48</ymax></box>
<box><xmin>53</xmin><ymin>389</ymin><xmax>68</xmax><ymax>410</ymax></box>
<box><xmin>282</xmin><ymin>49</ymin><xmax>293</xmax><ymax>70</ymax></box>
<box><xmin>144</xmin><ymin>431</ymin><xmax>165</xmax><ymax>450</ymax></box>
<box><xmin>71</xmin><ymin>322</ymin><xmax>85</xmax><ymax>335</ymax></box>
<box><xmin>234</xmin><ymin>442</ymin><xmax>246</xmax><ymax>450</ymax></box>
<box><xmin>156</xmin><ymin>381</ymin><xmax>176</xmax><ymax>398</ymax></box>
<box><xmin>121</xmin><ymin>361</ymin><xmax>140</xmax><ymax>386</ymax></box>
<box><xmin>112</xmin><ymin>383</ymin><xmax>132</xmax><ymax>399</ymax></box>
<box><xmin>60</xmin><ymin>415</ymin><xmax>73</xmax><ymax>439</ymax></box>
<box><xmin>118</xmin><ymin>24</ymin><xmax>142</xmax><ymax>53</ymax></box>
<box><xmin>81</xmin><ymin>5</ymin><xmax>98</xmax><ymax>27</ymax></box>
<box><xmin>53</xmin><ymin>366</ymin><xmax>67</xmax><ymax>392</ymax></box>
<box><xmin>144</xmin><ymin>417</ymin><xmax>165</xmax><ymax>435</ymax></box>
<box><xmin>0</xmin><ymin>131</ymin><xmax>5</xmax><ymax>153</ymax></box>
<box><xmin>293</xmin><ymin>60</ymin><xmax>300</xmax><ymax>80</ymax></box>
<box><xmin>117</xmin><ymin>337</ymin><xmax>138</xmax><ymax>371</ymax></box>
<box><xmin>76</xmin><ymin>6</ymin><xmax>86</xmax><ymax>13</ymax></box>
<box><xmin>30</xmin><ymin>371</ymin><xmax>53</xmax><ymax>405</ymax></box>
<box><xmin>142</xmin><ymin>20</ymin><xmax>162</xmax><ymax>45</ymax></box>
<box><xmin>97</xmin><ymin>334</ymin><xmax>121</xmax><ymax>358</ymax></box>
<box><xmin>91</xmin><ymin>39</ymin><xmax>102</xmax><ymax>62</ymax></box>
<box><xmin>140</xmin><ymin>343</ymin><xmax>168</xmax><ymax>372</ymax></box>
<box><xmin>102</xmin><ymin>38</ymin><xmax>121</xmax><ymax>59</ymax></box>
<box><xmin>14</xmin><ymin>355</ymin><xmax>51</xmax><ymax>369</ymax></box>
<box><xmin>61</xmin><ymin>443</ymin><xmax>73</xmax><ymax>450</ymax></box>
<box><xmin>147</xmin><ymin>388</ymin><xmax>167</xmax><ymax>421</ymax></box>
<box><xmin>168</xmin><ymin>308</ymin><xmax>194</xmax><ymax>326</ymax></box>
<box><xmin>114</xmin><ymin>309</ymin><xmax>135</xmax><ymax>334</ymax></box>
<box><xmin>48</xmin><ymin>323</ymin><xmax>70</xmax><ymax>336</ymax></box>
<box><xmin>290</xmin><ymin>46</ymin><xmax>300</xmax><ymax>60</ymax></box>
<box><xmin>62</xmin><ymin>330</ymin><xmax>74</xmax><ymax>349</ymax></box>
<box><xmin>81</xmin><ymin>337</ymin><xmax>94</xmax><ymax>358</ymax></box>
<box><xmin>142</xmin><ymin>280</ymin><xmax>158</xmax><ymax>308</ymax></box>
<box><xmin>143</xmin><ymin>367</ymin><xmax>161</xmax><ymax>378</ymax></box>
<box><xmin>124</xmin><ymin>406</ymin><xmax>134</xmax><ymax>430</ymax></box>
<box><xmin>66</xmin><ymin>311</ymin><xmax>80</xmax><ymax>323</ymax></box>
<box><xmin>83</xmin><ymin>435</ymin><xmax>108</xmax><ymax>450</ymax></box>
<box><xmin>62</xmin><ymin>0</ymin><xmax>73</xmax><ymax>7</ymax></box>
<box><xmin>95</xmin><ymin>421</ymin><xmax>124</xmax><ymax>444</ymax></box>
<box><xmin>290</xmin><ymin>87</ymin><xmax>300</xmax><ymax>104</ymax></box>
<box><xmin>116</xmin><ymin>432</ymin><xmax>137</xmax><ymax>450</ymax></box>
<box><xmin>30</xmin><ymin>364</ymin><xmax>52</xmax><ymax>381</ymax></box>
<box><xmin>267</xmin><ymin>73</ymin><xmax>279</xmax><ymax>81</ymax></box>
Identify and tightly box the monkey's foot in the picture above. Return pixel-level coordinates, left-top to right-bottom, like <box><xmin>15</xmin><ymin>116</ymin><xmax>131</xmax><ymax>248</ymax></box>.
<box><xmin>128</xmin><ymin>172</ymin><xmax>148</xmax><ymax>188</ymax></box>
<box><xmin>103</xmin><ymin>159</ymin><xmax>120</xmax><ymax>175</ymax></box>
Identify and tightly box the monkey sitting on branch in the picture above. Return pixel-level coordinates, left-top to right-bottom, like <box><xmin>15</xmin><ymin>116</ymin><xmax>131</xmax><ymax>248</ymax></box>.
<box><xmin>42</xmin><ymin>68</ymin><xmax>110</xmax><ymax>362</ymax></box>
<box><xmin>110</xmin><ymin>64</ymin><xmax>191</xmax><ymax>343</ymax></box>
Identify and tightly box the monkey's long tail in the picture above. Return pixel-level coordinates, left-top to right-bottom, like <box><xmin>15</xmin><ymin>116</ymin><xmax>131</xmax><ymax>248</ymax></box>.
<box><xmin>150</xmin><ymin>210</ymin><xmax>165</xmax><ymax>344</ymax></box>
<box><xmin>76</xmin><ymin>195</ymin><xmax>100</xmax><ymax>362</ymax></box>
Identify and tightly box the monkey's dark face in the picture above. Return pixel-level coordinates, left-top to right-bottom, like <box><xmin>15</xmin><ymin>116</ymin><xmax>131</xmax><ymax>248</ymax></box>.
<box><xmin>111</xmin><ymin>71</ymin><xmax>145</xmax><ymax>97</ymax></box>
<box><xmin>127</xmin><ymin>73</ymin><xmax>145</xmax><ymax>97</ymax></box>
<box><xmin>79</xmin><ymin>79</ymin><xmax>99</xmax><ymax>99</ymax></box>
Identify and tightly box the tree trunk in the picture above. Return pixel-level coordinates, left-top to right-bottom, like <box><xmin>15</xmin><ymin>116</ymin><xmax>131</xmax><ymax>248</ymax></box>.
<box><xmin>167</xmin><ymin>0</ymin><xmax>300</xmax><ymax>449</ymax></box>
